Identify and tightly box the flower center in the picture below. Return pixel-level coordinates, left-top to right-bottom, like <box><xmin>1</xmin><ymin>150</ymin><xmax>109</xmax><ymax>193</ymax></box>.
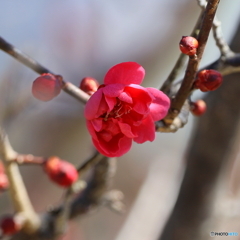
<box><xmin>103</xmin><ymin>99</ymin><xmax>132</xmax><ymax>121</ymax></box>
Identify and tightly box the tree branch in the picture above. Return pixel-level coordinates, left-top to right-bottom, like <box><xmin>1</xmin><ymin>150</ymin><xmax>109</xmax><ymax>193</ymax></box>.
<box><xmin>160</xmin><ymin>10</ymin><xmax>205</xmax><ymax>93</ymax></box>
<box><xmin>0</xmin><ymin>129</ymin><xmax>40</xmax><ymax>234</ymax></box>
<box><xmin>163</xmin><ymin>0</ymin><xmax>220</xmax><ymax>126</ymax></box>
<box><xmin>0</xmin><ymin>36</ymin><xmax>90</xmax><ymax>104</ymax></box>
<box><xmin>197</xmin><ymin>0</ymin><xmax>234</xmax><ymax>57</ymax></box>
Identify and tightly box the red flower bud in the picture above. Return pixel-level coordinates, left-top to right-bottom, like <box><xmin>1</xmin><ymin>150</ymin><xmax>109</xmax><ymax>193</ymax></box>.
<box><xmin>0</xmin><ymin>215</ymin><xmax>23</xmax><ymax>235</ymax></box>
<box><xmin>179</xmin><ymin>36</ymin><xmax>199</xmax><ymax>56</ymax></box>
<box><xmin>190</xmin><ymin>100</ymin><xmax>207</xmax><ymax>116</ymax></box>
<box><xmin>0</xmin><ymin>174</ymin><xmax>8</xmax><ymax>190</ymax></box>
<box><xmin>80</xmin><ymin>77</ymin><xmax>99</xmax><ymax>95</ymax></box>
<box><xmin>0</xmin><ymin>162</ymin><xmax>8</xmax><ymax>191</ymax></box>
<box><xmin>194</xmin><ymin>69</ymin><xmax>223</xmax><ymax>92</ymax></box>
<box><xmin>44</xmin><ymin>157</ymin><xmax>78</xmax><ymax>187</ymax></box>
<box><xmin>32</xmin><ymin>73</ymin><xmax>62</xmax><ymax>101</ymax></box>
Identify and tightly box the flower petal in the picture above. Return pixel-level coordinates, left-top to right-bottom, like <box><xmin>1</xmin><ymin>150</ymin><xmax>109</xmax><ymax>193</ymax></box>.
<box><xmin>147</xmin><ymin>88</ymin><xmax>170</xmax><ymax>121</ymax></box>
<box><xmin>102</xmin><ymin>83</ymin><xmax>124</xmax><ymax>97</ymax></box>
<box><xmin>104</xmin><ymin>62</ymin><xmax>145</xmax><ymax>85</ymax></box>
<box><xmin>104</xmin><ymin>96</ymin><xmax>117</xmax><ymax>112</ymax></box>
<box><xmin>118</xmin><ymin>121</ymin><xmax>137</xmax><ymax>138</ymax></box>
<box><xmin>92</xmin><ymin>134</ymin><xmax>132</xmax><ymax>157</ymax></box>
<box><xmin>84</xmin><ymin>88</ymin><xmax>108</xmax><ymax>119</ymax></box>
<box><xmin>118</xmin><ymin>91</ymin><xmax>133</xmax><ymax>104</ymax></box>
<box><xmin>91</xmin><ymin>118</ymin><xmax>103</xmax><ymax>132</ymax></box>
<box><xmin>125</xmin><ymin>85</ymin><xmax>153</xmax><ymax>114</ymax></box>
<box><xmin>132</xmin><ymin>115</ymin><xmax>155</xmax><ymax>143</ymax></box>
<box><xmin>86</xmin><ymin>120</ymin><xmax>98</xmax><ymax>140</ymax></box>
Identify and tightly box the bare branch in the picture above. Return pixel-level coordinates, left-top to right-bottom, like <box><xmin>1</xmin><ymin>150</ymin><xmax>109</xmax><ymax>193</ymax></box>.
<box><xmin>0</xmin><ymin>36</ymin><xmax>90</xmax><ymax>104</ymax></box>
<box><xmin>0</xmin><ymin>128</ymin><xmax>40</xmax><ymax>234</ymax></box>
<box><xmin>160</xmin><ymin>10</ymin><xmax>205</xmax><ymax>93</ymax></box>
<box><xmin>163</xmin><ymin>0</ymin><xmax>220</xmax><ymax>126</ymax></box>
<box><xmin>197</xmin><ymin>0</ymin><xmax>234</xmax><ymax>57</ymax></box>
<box><xmin>69</xmin><ymin>156</ymin><xmax>117</xmax><ymax>218</ymax></box>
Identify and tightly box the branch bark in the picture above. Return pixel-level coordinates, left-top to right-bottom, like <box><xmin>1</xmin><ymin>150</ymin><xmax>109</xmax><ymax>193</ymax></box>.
<box><xmin>159</xmin><ymin>16</ymin><xmax>240</xmax><ymax>240</ymax></box>
<box><xmin>163</xmin><ymin>0</ymin><xmax>220</xmax><ymax>126</ymax></box>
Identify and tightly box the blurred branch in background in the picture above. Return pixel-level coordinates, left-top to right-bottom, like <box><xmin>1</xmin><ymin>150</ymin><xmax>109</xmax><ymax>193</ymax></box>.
<box><xmin>159</xmin><ymin>18</ymin><xmax>240</xmax><ymax>240</ymax></box>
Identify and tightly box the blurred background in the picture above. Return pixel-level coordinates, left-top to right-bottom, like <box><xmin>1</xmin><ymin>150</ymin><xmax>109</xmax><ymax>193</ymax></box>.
<box><xmin>1</xmin><ymin>1</ymin><xmax>240</xmax><ymax>239</ymax></box>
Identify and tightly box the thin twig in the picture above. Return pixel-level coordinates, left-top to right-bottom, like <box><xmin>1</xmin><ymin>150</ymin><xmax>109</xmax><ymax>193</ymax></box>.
<box><xmin>70</xmin><ymin>156</ymin><xmax>116</xmax><ymax>218</ymax></box>
<box><xmin>0</xmin><ymin>36</ymin><xmax>90</xmax><ymax>104</ymax></box>
<box><xmin>77</xmin><ymin>151</ymin><xmax>105</xmax><ymax>174</ymax></box>
<box><xmin>0</xmin><ymin>128</ymin><xmax>40</xmax><ymax>234</ymax></box>
<box><xmin>197</xmin><ymin>0</ymin><xmax>234</xmax><ymax>57</ymax></box>
<box><xmin>163</xmin><ymin>0</ymin><xmax>220</xmax><ymax>126</ymax></box>
<box><xmin>160</xmin><ymin>10</ymin><xmax>205</xmax><ymax>93</ymax></box>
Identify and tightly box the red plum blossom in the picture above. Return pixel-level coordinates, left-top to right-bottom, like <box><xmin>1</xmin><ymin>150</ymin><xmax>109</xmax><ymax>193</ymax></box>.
<box><xmin>84</xmin><ymin>62</ymin><xmax>170</xmax><ymax>157</ymax></box>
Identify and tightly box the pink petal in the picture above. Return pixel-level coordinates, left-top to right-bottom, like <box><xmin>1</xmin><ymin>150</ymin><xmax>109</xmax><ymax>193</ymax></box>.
<box><xmin>86</xmin><ymin>120</ymin><xmax>98</xmax><ymax>140</ymax></box>
<box><xmin>125</xmin><ymin>85</ymin><xmax>152</xmax><ymax>114</ymax></box>
<box><xmin>147</xmin><ymin>88</ymin><xmax>170</xmax><ymax>121</ymax></box>
<box><xmin>104</xmin><ymin>96</ymin><xmax>117</xmax><ymax>112</ymax></box>
<box><xmin>102</xmin><ymin>119</ymin><xmax>121</xmax><ymax>135</ymax></box>
<box><xmin>104</xmin><ymin>62</ymin><xmax>145</xmax><ymax>85</ymax></box>
<box><xmin>122</xmin><ymin>110</ymin><xmax>144</xmax><ymax>125</ymax></box>
<box><xmin>92</xmin><ymin>134</ymin><xmax>132</xmax><ymax>157</ymax></box>
<box><xmin>91</xmin><ymin>118</ymin><xmax>103</xmax><ymax>132</ymax></box>
<box><xmin>118</xmin><ymin>91</ymin><xmax>133</xmax><ymax>104</ymax></box>
<box><xmin>132</xmin><ymin>115</ymin><xmax>155</xmax><ymax>143</ymax></box>
<box><xmin>102</xmin><ymin>83</ymin><xmax>124</xmax><ymax>97</ymax></box>
<box><xmin>84</xmin><ymin>89</ymin><xmax>108</xmax><ymax>119</ymax></box>
<box><xmin>118</xmin><ymin>121</ymin><xmax>137</xmax><ymax>138</ymax></box>
<box><xmin>98</xmin><ymin>130</ymin><xmax>113</xmax><ymax>142</ymax></box>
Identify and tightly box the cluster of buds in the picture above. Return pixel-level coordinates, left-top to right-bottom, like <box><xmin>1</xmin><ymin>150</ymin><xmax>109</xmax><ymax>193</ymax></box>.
<box><xmin>0</xmin><ymin>162</ymin><xmax>8</xmax><ymax>191</ymax></box>
<box><xmin>43</xmin><ymin>156</ymin><xmax>78</xmax><ymax>187</ymax></box>
<box><xmin>32</xmin><ymin>73</ymin><xmax>62</xmax><ymax>101</ymax></box>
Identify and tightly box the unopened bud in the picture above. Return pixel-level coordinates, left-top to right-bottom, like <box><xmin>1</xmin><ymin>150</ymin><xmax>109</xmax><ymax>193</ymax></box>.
<box><xmin>80</xmin><ymin>77</ymin><xmax>99</xmax><ymax>95</ymax></box>
<box><xmin>190</xmin><ymin>99</ymin><xmax>207</xmax><ymax>116</ymax></box>
<box><xmin>0</xmin><ymin>214</ymin><xmax>24</xmax><ymax>235</ymax></box>
<box><xmin>0</xmin><ymin>162</ymin><xmax>8</xmax><ymax>190</ymax></box>
<box><xmin>44</xmin><ymin>157</ymin><xmax>78</xmax><ymax>187</ymax></box>
<box><xmin>194</xmin><ymin>69</ymin><xmax>223</xmax><ymax>92</ymax></box>
<box><xmin>179</xmin><ymin>36</ymin><xmax>199</xmax><ymax>56</ymax></box>
<box><xmin>32</xmin><ymin>73</ymin><xmax>62</xmax><ymax>101</ymax></box>
<box><xmin>0</xmin><ymin>174</ymin><xmax>8</xmax><ymax>190</ymax></box>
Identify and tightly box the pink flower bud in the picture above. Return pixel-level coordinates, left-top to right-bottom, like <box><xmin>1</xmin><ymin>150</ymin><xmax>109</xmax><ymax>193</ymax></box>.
<box><xmin>179</xmin><ymin>36</ymin><xmax>199</xmax><ymax>56</ymax></box>
<box><xmin>194</xmin><ymin>69</ymin><xmax>223</xmax><ymax>92</ymax></box>
<box><xmin>79</xmin><ymin>77</ymin><xmax>99</xmax><ymax>95</ymax></box>
<box><xmin>44</xmin><ymin>157</ymin><xmax>78</xmax><ymax>187</ymax></box>
<box><xmin>32</xmin><ymin>73</ymin><xmax>62</xmax><ymax>101</ymax></box>
<box><xmin>0</xmin><ymin>162</ymin><xmax>8</xmax><ymax>190</ymax></box>
<box><xmin>190</xmin><ymin>100</ymin><xmax>207</xmax><ymax>116</ymax></box>
<box><xmin>0</xmin><ymin>174</ymin><xmax>8</xmax><ymax>190</ymax></box>
<box><xmin>0</xmin><ymin>215</ymin><xmax>23</xmax><ymax>235</ymax></box>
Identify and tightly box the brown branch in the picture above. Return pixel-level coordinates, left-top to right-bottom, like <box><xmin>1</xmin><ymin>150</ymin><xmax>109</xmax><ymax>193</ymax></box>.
<box><xmin>0</xmin><ymin>36</ymin><xmax>90</xmax><ymax>104</ymax></box>
<box><xmin>0</xmin><ymin>129</ymin><xmax>40</xmax><ymax>234</ymax></box>
<box><xmin>197</xmin><ymin>0</ymin><xmax>234</xmax><ymax>57</ymax></box>
<box><xmin>69</xmin><ymin>156</ymin><xmax>117</xmax><ymax>218</ymax></box>
<box><xmin>159</xmin><ymin>73</ymin><xmax>240</xmax><ymax>240</ymax></box>
<box><xmin>159</xmin><ymin>17</ymin><xmax>240</xmax><ymax>240</ymax></box>
<box><xmin>160</xmin><ymin>10</ymin><xmax>205</xmax><ymax>93</ymax></box>
<box><xmin>163</xmin><ymin>0</ymin><xmax>220</xmax><ymax>126</ymax></box>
